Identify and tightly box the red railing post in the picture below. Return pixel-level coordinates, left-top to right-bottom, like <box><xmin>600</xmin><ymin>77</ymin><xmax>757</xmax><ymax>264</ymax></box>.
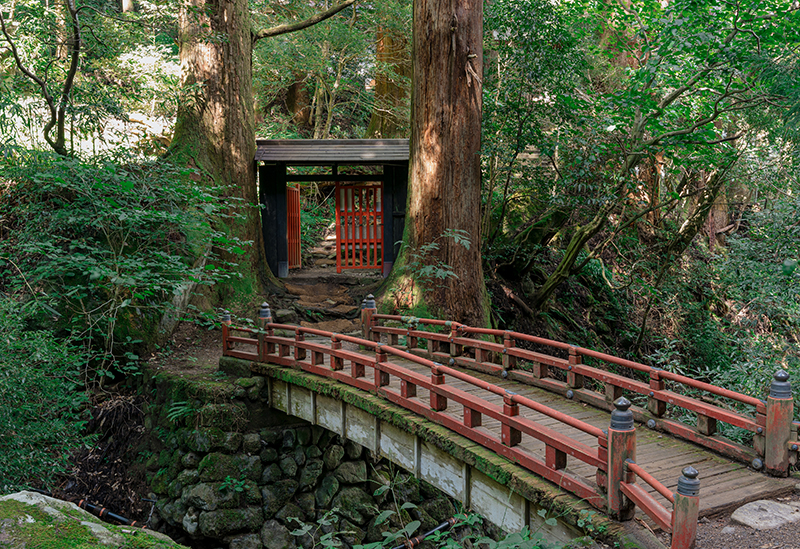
<box><xmin>221</xmin><ymin>310</ymin><xmax>232</xmax><ymax>354</ymax></box>
<box><xmin>608</xmin><ymin>397</ymin><xmax>636</xmax><ymax>521</ymax></box>
<box><xmin>430</xmin><ymin>363</ymin><xmax>447</xmax><ymax>411</ymax></box>
<box><xmin>449</xmin><ymin>325</ymin><xmax>461</xmax><ymax>357</ymax></box>
<box><xmin>765</xmin><ymin>370</ymin><xmax>793</xmax><ymax>476</ymax></box>
<box><xmin>671</xmin><ymin>467</ymin><xmax>700</xmax><ymax>549</ymax></box>
<box><xmin>361</xmin><ymin>294</ymin><xmax>377</xmax><ymax>341</ymax></box>
<box><xmin>294</xmin><ymin>331</ymin><xmax>306</xmax><ymax>362</ymax></box>
<box><xmin>258</xmin><ymin>302</ymin><xmax>271</xmax><ymax>362</ymax></box>
<box><xmin>648</xmin><ymin>370</ymin><xmax>666</xmax><ymax>417</ymax></box>
<box><xmin>502</xmin><ymin>391</ymin><xmax>522</xmax><ymax>447</ymax></box>
<box><xmin>375</xmin><ymin>345</ymin><xmax>390</xmax><ymax>388</ymax></box>
<box><xmin>568</xmin><ymin>346</ymin><xmax>584</xmax><ymax>391</ymax></box>
<box><xmin>502</xmin><ymin>331</ymin><xmax>516</xmax><ymax>372</ymax></box>
<box><xmin>331</xmin><ymin>336</ymin><xmax>343</xmax><ymax>371</ymax></box>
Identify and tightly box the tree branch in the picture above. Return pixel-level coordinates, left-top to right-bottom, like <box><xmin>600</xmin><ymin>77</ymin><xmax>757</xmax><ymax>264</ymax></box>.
<box><xmin>253</xmin><ymin>0</ymin><xmax>356</xmax><ymax>44</ymax></box>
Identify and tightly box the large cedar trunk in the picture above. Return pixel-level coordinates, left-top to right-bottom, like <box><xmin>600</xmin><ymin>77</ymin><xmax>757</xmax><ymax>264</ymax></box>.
<box><xmin>403</xmin><ymin>0</ymin><xmax>488</xmax><ymax>326</ymax></box>
<box><xmin>172</xmin><ymin>0</ymin><xmax>268</xmax><ymax>291</ymax></box>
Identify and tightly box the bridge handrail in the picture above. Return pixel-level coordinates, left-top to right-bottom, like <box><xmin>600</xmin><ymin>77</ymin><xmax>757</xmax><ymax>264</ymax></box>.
<box><xmin>371</xmin><ymin>314</ymin><xmax>762</xmax><ymax>410</ymax></box>
<box><xmin>221</xmin><ymin>316</ymin><xmax>610</xmax><ymax>508</ymax></box>
<box><xmin>223</xmin><ymin>305</ymin><xmax>704</xmax><ymax>549</ymax></box>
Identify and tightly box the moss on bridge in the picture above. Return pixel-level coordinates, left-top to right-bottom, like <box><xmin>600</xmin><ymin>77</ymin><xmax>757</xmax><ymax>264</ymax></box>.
<box><xmin>223</xmin><ymin>356</ymin><xmax>660</xmax><ymax>547</ymax></box>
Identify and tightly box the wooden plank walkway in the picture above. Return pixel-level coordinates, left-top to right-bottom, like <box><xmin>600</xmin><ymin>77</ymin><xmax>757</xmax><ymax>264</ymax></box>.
<box><xmin>380</xmin><ymin>356</ymin><xmax>796</xmax><ymax>520</ymax></box>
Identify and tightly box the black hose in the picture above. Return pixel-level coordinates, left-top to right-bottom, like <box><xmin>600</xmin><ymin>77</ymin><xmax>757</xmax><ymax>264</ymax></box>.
<box><xmin>392</xmin><ymin>516</ymin><xmax>458</xmax><ymax>549</ymax></box>
<box><xmin>78</xmin><ymin>499</ymin><xmax>147</xmax><ymax>529</ymax></box>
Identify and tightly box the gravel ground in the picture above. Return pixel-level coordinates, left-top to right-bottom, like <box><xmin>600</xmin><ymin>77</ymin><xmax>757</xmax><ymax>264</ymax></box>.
<box><xmin>662</xmin><ymin>491</ymin><xmax>800</xmax><ymax>549</ymax></box>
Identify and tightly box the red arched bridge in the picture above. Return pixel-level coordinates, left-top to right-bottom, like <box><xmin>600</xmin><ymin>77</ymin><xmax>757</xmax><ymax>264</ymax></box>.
<box><xmin>219</xmin><ymin>296</ymin><xmax>798</xmax><ymax>549</ymax></box>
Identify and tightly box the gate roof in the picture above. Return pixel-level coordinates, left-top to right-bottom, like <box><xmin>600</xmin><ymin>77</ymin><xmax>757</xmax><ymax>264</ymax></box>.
<box><xmin>255</xmin><ymin>139</ymin><xmax>409</xmax><ymax>165</ymax></box>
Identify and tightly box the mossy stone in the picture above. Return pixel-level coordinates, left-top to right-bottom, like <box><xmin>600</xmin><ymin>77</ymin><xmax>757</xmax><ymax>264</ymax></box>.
<box><xmin>219</xmin><ymin>359</ymin><xmax>251</xmax><ymax>378</ymax></box>
<box><xmin>259</xmin><ymin>429</ymin><xmax>280</xmax><ymax>445</ymax></box>
<box><xmin>343</xmin><ymin>440</ymin><xmax>362</xmax><ymax>460</ymax></box>
<box><xmin>261</xmin><ymin>480</ymin><xmax>298</xmax><ymax>517</ymax></box>
<box><xmin>296</xmin><ymin>426</ymin><xmax>312</xmax><ymax>446</ymax></box>
<box><xmin>198</xmin><ymin>507</ymin><xmax>264</xmax><ymax>538</ymax></box>
<box><xmin>188</xmin><ymin>428</ymin><xmax>226</xmax><ymax>453</ymax></box>
<box><xmin>183</xmin><ymin>482</ymin><xmax>241</xmax><ymax>511</ymax></box>
<box><xmin>281</xmin><ymin>429</ymin><xmax>296</xmax><ymax>450</ymax></box>
<box><xmin>275</xmin><ymin>502</ymin><xmax>305</xmax><ymax>523</ymax></box>
<box><xmin>419</xmin><ymin>496</ymin><xmax>456</xmax><ymax>524</ymax></box>
<box><xmin>224</xmin><ymin>432</ymin><xmax>243</xmax><ymax>453</ymax></box>
<box><xmin>323</xmin><ymin>445</ymin><xmax>345</xmax><ymax>471</ymax></box>
<box><xmin>242</xmin><ymin>433</ymin><xmax>261</xmax><ymax>454</ymax></box>
<box><xmin>330</xmin><ymin>486</ymin><xmax>375</xmax><ymax>525</ymax></box>
<box><xmin>261</xmin><ymin>519</ymin><xmax>292</xmax><ymax>549</ymax></box>
<box><xmin>339</xmin><ymin>518</ymin><xmax>365</xmax><ymax>547</ymax></box>
<box><xmin>293</xmin><ymin>447</ymin><xmax>306</xmax><ymax>467</ymax></box>
<box><xmin>235</xmin><ymin>377</ymin><xmax>258</xmax><ymax>389</ymax></box>
<box><xmin>198</xmin><ymin>453</ymin><xmax>262</xmax><ymax>482</ymax></box>
<box><xmin>279</xmin><ymin>456</ymin><xmax>298</xmax><ymax>477</ymax></box>
<box><xmin>315</xmin><ymin>476</ymin><xmax>339</xmax><ymax>509</ymax></box>
<box><xmin>298</xmin><ymin>459</ymin><xmax>324</xmax><ymax>490</ymax></box>
<box><xmin>227</xmin><ymin>533</ymin><xmax>262</xmax><ymax>549</ymax></box>
<box><xmin>305</xmin><ymin>446</ymin><xmax>322</xmax><ymax>459</ymax></box>
<box><xmin>261</xmin><ymin>463</ymin><xmax>283</xmax><ymax>484</ymax></box>
<box><xmin>181</xmin><ymin>453</ymin><xmax>200</xmax><ymax>469</ymax></box>
<box><xmin>260</xmin><ymin>448</ymin><xmax>279</xmax><ymax>463</ymax></box>
<box><xmin>333</xmin><ymin>461</ymin><xmax>367</xmax><ymax>484</ymax></box>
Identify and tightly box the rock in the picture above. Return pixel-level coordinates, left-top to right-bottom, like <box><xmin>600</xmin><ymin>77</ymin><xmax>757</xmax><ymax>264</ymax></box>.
<box><xmin>306</xmin><ymin>446</ymin><xmax>322</xmax><ymax>459</ymax></box>
<box><xmin>183</xmin><ymin>509</ymin><xmax>199</xmax><ymax>535</ymax></box>
<box><xmin>280</xmin><ymin>455</ymin><xmax>299</xmax><ymax>477</ymax></box>
<box><xmin>276</xmin><ymin>502</ymin><xmax>306</xmax><ymax>523</ymax></box>
<box><xmin>242</xmin><ymin>433</ymin><xmax>261</xmax><ymax>454</ymax></box>
<box><xmin>296</xmin><ymin>493</ymin><xmax>315</xmax><ymax>518</ymax></box>
<box><xmin>283</xmin><ymin>429</ymin><xmax>296</xmax><ymax>450</ymax></box>
<box><xmin>261</xmin><ymin>463</ymin><xmax>283</xmax><ymax>484</ymax></box>
<box><xmin>261</xmin><ymin>448</ymin><xmax>279</xmax><ymax>463</ymax></box>
<box><xmin>188</xmin><ymin>428</ymin><xmax>226</xmax><ymax>453</ymax></box>
<box><xmin>419</xmin><ymin>496</ymin><xmax>457</xmax><ymax>524</ymax></box>
<box><xmin>297</xmin><ymin>426</ymin><xmax>312</xmax><ymax>446</ymax></box>
<box><xmin>730</xmin><ymin>500</ymin><xmax>800</xmax><ymax>530</ymax></box>
<box><xmin>198</xmin><ymin>453</ymin><xmax>262</xmax><ymax>482</ymax></box>
<box><xmin>323</xmin><ymin>445</ymin><xmax>345</xmax><ymax>471</ymax></box>
<box><xmin>333</xmin><ymin>461</ymin><xmax>367</xmax><ymax>484</ymax></box>
<box><xmin>293</xmin><ymin>447</ymin><xmax>307</xmax><ymax>468</ymax></box>
<box><xmin>343</xmin><ymin>440</ymin><xmax>363</xmax><ymax>460</ymax></box>
<box><xmin>182</xmin><ymin>453</ymin><xmax>201</xmax><ymax>469</ymax></box>
<box><xmin>339</xmin><ymin>517</ymin><xmax>365</xmax><ymax>547</ymax></box>
<box><xmin>392</xmin><ymin>472</ymin><xmax>420</xmax><ymax>503</ymax></box>
<box><xmin>312</xmin><ymin>425</ymin><xmax>325</xmax><ymax>446</ymax></box>
<box><xmin>227</xmin><ymin>533</ymin><xmax>263</xmax><ymax>549</ymax></box>
<box><xmin>176</xmin><ymin>468</ymin><xmax>200</xmax><ymax>487</ymax></box>
<box><xmin>224</xmin><ymin>432</ymin><xmax>244</xmax><ymax>453</ymax></box>
<box><xmin>262</xmin><ymin>480</ymin><xmax>299</xmax><ymax>516</ymax></box>
<box><xmin>183</xmin><ymin>482</ymin><xmax>241</xmax><ymax>511</ymax></box>
<box><xmin>330</xmin><ymin>486</ymin><xmax>376</xmax><ymax>525</ymax></box>
<box><xmin>721</xmin><ymin>526</ymin><xmax>736</xmax><ymax>534</ymax></box>
<box><xmin>275</xmin><ymin>309</ymin><xmax>300</xmax><ymax>324</ymax></box>
<box><xmin>299</xmin><ymin>459</ymin><xmax>324</xmax><ymax>490</ymax></box>
<box><xmin>261</xmin><ymin>519</ymin><xmax>295</xmax><ymax>549</ymax></box>
<box><xmin>198</xmin><ymin>507</ymin><xmax>264</xmax><ymax>538</ymax></box>
<box><xmin>316</xmin><ymin>475</ymin><xmax>340</xmax><ymax>509</ymax></box>
<box><xmin>0</xmin><ymin>491</ymin><xmax>186</xmax><ymax>548</ymax></box>
<box><xmin>260</xmin><ymin>429</ymin><xmax>281</xmax><ymax>445</ymax></box>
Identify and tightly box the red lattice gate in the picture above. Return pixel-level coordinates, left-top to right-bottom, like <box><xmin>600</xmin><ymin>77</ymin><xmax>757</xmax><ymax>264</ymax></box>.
<box><xmin>335</xmin><ymin>184</ymin><xmax>383</xmax><ymax>273</ymax></box>
<box><xmin>287</xmin><ymin>185</ymin><xmax>301</xmax><ymax>270</ymax></box>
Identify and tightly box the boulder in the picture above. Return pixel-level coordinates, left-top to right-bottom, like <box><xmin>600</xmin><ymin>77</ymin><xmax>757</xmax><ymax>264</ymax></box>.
<box><xmin>261</xmin><ymin>519</ymin><xmax>295</xmax><ymax>549</ymax></box>
<box><xmin>730</xmin><ymin>500</ymin><xmax>800</xmax><ymax>530</ymax></box>
<box><xmin>198</xmin><ymin>507</ymin><xmax>264</xmax><ymax>538</ymax></box>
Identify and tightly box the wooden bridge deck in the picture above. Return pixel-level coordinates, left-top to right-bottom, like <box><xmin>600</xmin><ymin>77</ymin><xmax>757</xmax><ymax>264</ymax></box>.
<box><xmin>313</xmin><ymin>345</ymin><xmax>795</xmax><ymax>521</ymax></box>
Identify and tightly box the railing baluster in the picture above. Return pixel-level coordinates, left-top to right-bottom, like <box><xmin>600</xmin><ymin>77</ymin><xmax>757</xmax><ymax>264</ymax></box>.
<box><xmin>568</xmin><ymin>346</ymin><xmax>584</xmax><ymax>391</ymax></box>
<box><xmin>401</xmin><ymin>379</ymin><xmax>417</xmax><ymax>398</ymax></box>
<box><xmin>648</xmin><ymin>370</ymin><xmax>666</xmax><ymax>417</ymax></box>
<box><xmin>464</xmin><ymin>406</ymin><xmax>481</xmax><ymax>427</ymax></box>
<box><xmin>258</xmin><ymin>303</ymin><xmax>271</xmax><ymax>362</ymax></box>
<box><xmin>608</xmin><ymin>397</ymin><xmax>636</xmax><ymax>521</ymax></box>
<box><xmin>331</xmin><ymin>335</ymin><xmax>343</xmax><ymax>371</ymax></box>
<box><xmin>294</xmin><ymin>331</ymin><xmax>306</xmax><ymax>361</ymax></box>
<box><xmin>502</xmin><ymin>391</ymin><xmax>521</xmax><ymax>447</ymax></box>
<box><xmin>430</xmin><ymin>363</ymin><xmax>447</xmax><ymax>411</ymax></box>
<box><xmin>765</xmin><ymin>370</ymin><xmax>793</xmax><ymax>476</ymax></box>
<box><xmin>502</xmin><ymin>331</ymin><xmax>516</xmax><ymax>372</ymax></box>
<box><xmin>375</xmin><ymin>345</ymin><xmax>390</xmax><ymax>388</ymax></box>
<box><xmin>671</xmin><ymin>467</ymin><xmax>700</xmax><ymax>549</ymax></box>
<box><xmin>546</xmin><ymin>445</ymin><xmax>567</xmax><ymax>470</ymax></box>
<box><xmin>697</xmin><ymin>414</ymin><xmax>717</xmax><ymax>436</ymax></box>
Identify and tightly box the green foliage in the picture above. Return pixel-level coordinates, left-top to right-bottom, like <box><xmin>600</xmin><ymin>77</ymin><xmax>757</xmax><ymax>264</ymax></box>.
<box><xmin>0</xmin><ymin>149</ymin><xmax>235</xmax><ymax>383</ymax></box>
<box><xmin>218</xmin><ymin>475</ymin><xmax>247</xmax><ymax>494</ymax></box>
<box><xmin>401</xmin><ymin>229</ymin><xmax>471</xmax><ymax>294</ymax></box>
<box><xmin>166</xmin><ymin>401</ymin><xmax>196</xmax><ymax>425</ymax></box>
<box><xmin>0</xmin><ymin>297</ymin><xmax>93</xmax><ymax>492</ymax></box>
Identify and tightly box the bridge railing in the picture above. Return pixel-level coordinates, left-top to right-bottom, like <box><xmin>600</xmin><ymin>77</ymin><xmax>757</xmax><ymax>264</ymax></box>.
<box><xmin>222</xmin><ymin>304</ymin><xmax>702</xmax><ymax>549</ymax></box>
<box><xmin>363</xmin><ymin>298</ymin><xmax>796</xmax><ymax>477</ymax></box>
<box><xmin>222</xmin><ymin>306</ymin><xmax>608</xmax><ymax>509</ymax></box>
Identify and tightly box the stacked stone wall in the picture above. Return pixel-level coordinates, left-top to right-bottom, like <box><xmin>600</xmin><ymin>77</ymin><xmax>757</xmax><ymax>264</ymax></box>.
<box><xmin>141</xmin><ymin>370</ymin><xmax>473</xmax><ymax>549</ymax></box>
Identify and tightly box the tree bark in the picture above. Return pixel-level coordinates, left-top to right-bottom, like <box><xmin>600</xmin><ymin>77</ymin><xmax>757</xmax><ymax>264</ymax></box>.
<box><xmin>171</xmin><ymin>0</ymin><xmax>266</xmax><ymax>292</ymax></box>
<box><xmin>400</xmin><ymin>0</ymin><xmax>488</xmax><ymax>326</ymax></box>
<box><xmin>365</xmin><ymin>26</ymin><xmax>411</xmax><ymax>138</ymax></box>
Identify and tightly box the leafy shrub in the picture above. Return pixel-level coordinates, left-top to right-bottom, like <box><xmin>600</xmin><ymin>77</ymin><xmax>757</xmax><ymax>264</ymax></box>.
<box><xmin>0</xmin><ymin>149</ymin><xmax>236</xmax><ymax>383</ymax></box>
<box><xmin>0</xmin><ymin>297</ymin><xmax>92</xmax><ymax>492</ymax></box>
